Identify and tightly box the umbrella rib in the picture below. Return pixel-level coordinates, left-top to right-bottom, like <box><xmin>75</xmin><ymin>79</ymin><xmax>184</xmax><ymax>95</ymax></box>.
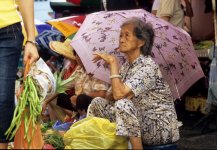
<box><xmin>155</xmin><ymin>35</ymin><xmax>181</xmax><ymax>46</ymax></box>
<box><xmin>156</xmin><ymin>48</ymin><xmax>180</xmax><ymax>99</ymax></box>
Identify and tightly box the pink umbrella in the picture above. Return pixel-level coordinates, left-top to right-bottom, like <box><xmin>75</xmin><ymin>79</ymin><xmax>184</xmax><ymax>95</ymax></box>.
<box><xmin>71</xmin><ymin>9</ymin><xmax>204</xmax><ymax>99</ymax></box>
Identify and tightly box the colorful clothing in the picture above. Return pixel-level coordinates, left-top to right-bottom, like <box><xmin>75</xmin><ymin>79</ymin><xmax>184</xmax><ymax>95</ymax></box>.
<box><xmin>0</xmin><ymin>0</ymin><xmax>21</xmax><ymax>28</ymax></box>
<box><xmin>73</xmin><ymin>66</ymin><xmax>109</xmax><ymax>95</ymax></box>
<box><xmin>89</xmin><ymin>55</ymin><xmax>181</xmax><ymax>145</ymax></box>
<box><xmin>56</xmin><ymin>65</ymin><xmax>109</xmax><ymax>111</ymax></box>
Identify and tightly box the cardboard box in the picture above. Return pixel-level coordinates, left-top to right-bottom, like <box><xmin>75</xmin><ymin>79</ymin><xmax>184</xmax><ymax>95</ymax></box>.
<box><xmin>185</xmin><ymin>96</ymin><xmax>201</xmax><ymax>112</ymax></box>
<box><xmin>185</xmin><ymin>96</ymin><xmax>207</xmax><ymax>114</ymax></box>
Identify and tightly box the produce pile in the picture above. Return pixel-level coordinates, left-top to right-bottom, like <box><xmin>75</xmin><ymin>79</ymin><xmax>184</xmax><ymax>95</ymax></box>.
<box><xmin>5</xmin><ymin>76</ymin><xmax>42</xmax><ymax>143</ymax></box>
<box><xmin>193</xmin><ymin>40</ymin><xmax>214</xmax><ymax>50</ymax></box>
<box><xmin>5</xmin><ymin>58</ymin><xmax>56</xmax><ymax>149</ymax></box>
<box><xmin>41</xmin><ymin>122</ymin><xmax>65</xmax><ymax>149</ymax></box>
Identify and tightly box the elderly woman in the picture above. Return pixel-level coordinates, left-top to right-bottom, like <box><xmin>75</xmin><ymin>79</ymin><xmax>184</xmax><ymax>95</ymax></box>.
<box><xmin>89</xmin><ymin>17</ymin><xmax>180</xmax><ymax>149</ymax></box>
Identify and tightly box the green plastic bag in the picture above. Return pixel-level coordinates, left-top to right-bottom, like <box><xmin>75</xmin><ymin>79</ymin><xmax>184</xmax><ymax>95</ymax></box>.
<box><xmin>63</xmin><ymin>117</ymin><xmax>128</xmax><ymax>149</ymax></box>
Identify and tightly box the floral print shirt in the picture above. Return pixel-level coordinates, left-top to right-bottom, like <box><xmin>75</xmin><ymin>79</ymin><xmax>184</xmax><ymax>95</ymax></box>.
<box><xmin>89</xmin><ymin>55</ymin><xmax>180</xmax><ymax>145</ymax></box>
<box><xmin>120</xmin><ymin>54</ymin><xmax>174</xmax><ymax>115</ymax></box>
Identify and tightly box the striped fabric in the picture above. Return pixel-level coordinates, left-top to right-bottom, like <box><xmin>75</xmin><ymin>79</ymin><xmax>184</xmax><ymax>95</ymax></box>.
<box><xmin>36</xmin><ymin>30</ymin><xmax>64</xmax><ymax>56</ymax></box>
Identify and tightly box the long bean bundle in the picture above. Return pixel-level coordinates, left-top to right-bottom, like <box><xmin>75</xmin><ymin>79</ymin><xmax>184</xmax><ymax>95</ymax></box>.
<box><xmin>5</xmin><ymin>75</ymin><xmax>42</xmax><ymax>144</ymax></box>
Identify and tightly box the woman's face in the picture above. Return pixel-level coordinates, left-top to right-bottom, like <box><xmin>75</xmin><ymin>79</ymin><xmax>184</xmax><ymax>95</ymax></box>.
<box><xmin>119</xmin><ymin>24</ymin><xmax>143</xmax><ymax>53</ymax></box>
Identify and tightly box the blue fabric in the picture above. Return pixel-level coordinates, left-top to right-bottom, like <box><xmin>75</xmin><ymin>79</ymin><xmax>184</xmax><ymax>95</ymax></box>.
<box><xmin>36</xmin><ymin>30</ymin><xmax>63</xmax><ymax>57</ymax></box>
<box><xmin>36</xmin><ymin>24</ymin><xmax>52</xmax><ymax>34</ymax></box>
<box><xmin>0</xmin><ymin>23</ymin><xmax>23</xmax><ymax>142</ymax></box>
<box><xmin>53</xmin><ymin>115</ymin><xmax>87</xmax><ymax>131</ymax></box>
<box><xmin>53</xmin><ymin>120</ymin><xmax>74</xmax><ymax>131</ymax></box>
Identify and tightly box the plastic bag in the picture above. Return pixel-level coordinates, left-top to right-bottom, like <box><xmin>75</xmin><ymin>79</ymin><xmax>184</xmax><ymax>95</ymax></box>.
<box><xmin>53</xmin><ymin>120</ymin><xmax>73</xmax><ymax>131</ymax></box>
<box><xmin>13</xmin><ymin>59</ymin><xmax>52</xmax><ymax>149</ymax></box>
<box><xmin>14</xmin><ymin>121</ymin><xmax>44</xmax><ymax>149</ymax></box>
<box><xmin>28</xmin><ymin>58</ymin><xmax>56</xmax><ymax>100</ymax></box>
<box><xmin>63</xmin><ymin>117</ymin><xmax>128</xmax><ymax>149</ymax></box>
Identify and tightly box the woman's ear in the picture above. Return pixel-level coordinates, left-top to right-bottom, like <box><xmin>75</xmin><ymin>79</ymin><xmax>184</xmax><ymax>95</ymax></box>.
<box><xmin>138</xmin><ymin>40</ymin><xmax>145</xmax><ymax>48</ymax></box>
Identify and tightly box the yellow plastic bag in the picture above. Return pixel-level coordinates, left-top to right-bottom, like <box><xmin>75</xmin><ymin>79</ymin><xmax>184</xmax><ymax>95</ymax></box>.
<box><xmin>63</xmin><ymin>117</ymin><xmax>128</xmax><ymax>149</ymax></box>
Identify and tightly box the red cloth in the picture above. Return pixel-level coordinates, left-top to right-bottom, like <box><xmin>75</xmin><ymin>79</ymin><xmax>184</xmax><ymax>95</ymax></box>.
<box><xmin>66</xmin><ymin>0</ymin><xmax>81</xmax><ymax>5</ymax></box>
<box><xmin>63</xmin><ymin>61</ymin><xmax>77</xmax><ymax>96</ymax></box>
<box><xmin>63</xmin><ymin>63</ymin><xmax>77</xmax><ymax>80</ymax></box>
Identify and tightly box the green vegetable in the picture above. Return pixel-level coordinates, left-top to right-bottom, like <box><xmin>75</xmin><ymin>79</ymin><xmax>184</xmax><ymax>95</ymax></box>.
<box><xmin>54</xmin><ymin>69</ymin><xmax>77</xmax><ymax>94</ymax></box>
<box><xmin>41</xmin><ymin>121</ymin><xmax>55</xmax><ymax>133</ymax></box>
<box><xmin>194</xmin><ymin>40</ymin><xmax>214</xmax><ymax>50</ymax></box>
<box><xmin>5</xmin><ymin>76</ymin><xmax>42</xmax><ymax>146</ymax></box>
<box><xmin>44</xmin><ymin>134</ymin><xmax>65</xmax><ymax>149</ymax></box>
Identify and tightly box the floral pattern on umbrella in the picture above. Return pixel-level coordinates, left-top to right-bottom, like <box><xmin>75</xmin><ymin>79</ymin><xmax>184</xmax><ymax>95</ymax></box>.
<box><xmin>71</xmin><ymin>9</ymin><xmax>204</xmax><ymax>99</ymax></box>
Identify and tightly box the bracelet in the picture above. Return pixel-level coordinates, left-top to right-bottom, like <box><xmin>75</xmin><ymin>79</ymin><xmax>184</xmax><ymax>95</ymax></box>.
<box><xmin>109</xmin><ymin>74</ymin><xmax>122</xmax><ymax>79</ymax></box>
<box><xmin>26</xmin><ymin>40</ymin><xmax>37</xmax><ymax>45</ymax></box>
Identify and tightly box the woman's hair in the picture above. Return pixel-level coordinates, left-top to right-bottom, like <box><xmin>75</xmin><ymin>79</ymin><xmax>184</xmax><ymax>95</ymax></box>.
<box><xmin>76</xmin><ymin>94</ymin><xmax>93</xmax><ymax>112</ymax></box>
<box><xmin>121</xmin><ymin>17</ymin><xmax>155</xmax><ymax>56</ymax></box>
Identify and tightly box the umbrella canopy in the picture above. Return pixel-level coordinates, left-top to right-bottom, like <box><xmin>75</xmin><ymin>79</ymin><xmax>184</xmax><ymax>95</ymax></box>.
<box><xmin>71</xmin><ymin>9</ymin><xmax>204</xmax><ymax>99</ymax></box>
<box><xmin>47</xmin><ymin>15</ymin><xmax>86</xmax><ymax>37</ymax></box>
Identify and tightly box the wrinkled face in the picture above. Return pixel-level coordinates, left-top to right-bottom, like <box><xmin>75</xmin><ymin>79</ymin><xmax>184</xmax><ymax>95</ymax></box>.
<box><xmin>119</xmin><ymin>24</ymin><xmax>143</xmax><ymax>53</ymax></box>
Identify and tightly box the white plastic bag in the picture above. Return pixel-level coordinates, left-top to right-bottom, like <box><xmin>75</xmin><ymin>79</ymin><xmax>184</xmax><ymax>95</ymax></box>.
<box><xmin>28</xmin><ymin>58</ymin><xmax>56</xmax><ymax>100</ymax></box>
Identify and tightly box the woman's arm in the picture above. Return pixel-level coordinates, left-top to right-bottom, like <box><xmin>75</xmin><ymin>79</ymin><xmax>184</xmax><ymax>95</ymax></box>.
<box><xmin>160</xmin><ymin>16</ymin><xmax>170</xmax><ymax>22</ymax></box>
<box><xmin>19</xmin><ymin>0</ymin><xmax>39</xmax><ymax>64</ymax></box>
<box><xmin>88</xmin><ymin>90</ymin><xmax>107</xmax><ymax>98</ymax></box>
<box><xmin>109</xmin><ymin>59</ymin><xmax>134</xmax><ymax>100</ymax></box>
<box><xmin>42</xmin><ymin>93</ymin><xmax>59</xmax><ymax>112</ymax></box>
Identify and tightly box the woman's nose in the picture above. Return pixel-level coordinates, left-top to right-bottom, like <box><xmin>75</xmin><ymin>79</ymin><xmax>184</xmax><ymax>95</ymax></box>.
<box><xmin>120</xmin><ymin>37</ymin><xmax>124</xmax><ymax>43</ymax></box>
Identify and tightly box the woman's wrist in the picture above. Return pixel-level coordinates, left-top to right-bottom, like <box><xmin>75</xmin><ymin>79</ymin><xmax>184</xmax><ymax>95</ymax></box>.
<box><xmin>109</xmin><ymin>74</ymin><xmax>122</xmax><ymax>79</ymax></box>
<box><xmin>109</xmin><ymin>58</ymin><xmax>118</xmax><ymax>65</ymax></box>
<box><xmin>25</xmin><ymin>40</ymin><xmax>37</xmax><ymax>45</ymax></box>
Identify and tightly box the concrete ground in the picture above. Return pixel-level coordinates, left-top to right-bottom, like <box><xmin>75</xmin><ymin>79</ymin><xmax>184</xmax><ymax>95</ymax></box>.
<box><xmin>176</xmin><ymin>103</ymin><xmax>217</xmax><ymax>150</ymax></box>
<box><xmin>178</xmin><ymin>131</ymin><xmax>217</xmax><ymax>149</ymax></box>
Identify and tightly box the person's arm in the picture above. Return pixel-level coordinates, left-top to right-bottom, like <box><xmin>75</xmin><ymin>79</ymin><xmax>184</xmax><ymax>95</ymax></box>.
<box><xmin>19</xmin><ymin>0</ymin><xmax>39</xmax><ymax>65</ymax></box>
<box><xmin>152</xmin><ymin>10</ymin><xmax>158</xmax><ymax>15</ymax></box>
<box><xmin>88</xmin><ymin>90</ymin><xmax>107</xmax><ymax>98</ymax></box>
<box><xmin>158</xmin><ymin>0</ymin><xmax>174</xmax><ymax>22</ymax></box>
<box><xmin>152</xmin><ymin>0</ymin><xmax>160</xmax><ymax>15</ymax></box>
<box><xmin>160</xmin><ymin>16</ymin><xmax>170</xmax><ymax>22</ymax></box>
<box><xmin>92</xmin><ymin>53</ymin><xmax>134</xmax><ymax>100</ymax></box>
<box><xmin>42</xmin><ymin>93</ymin><xmax>59</xmax><ymax>112</ymax></box>
<box><xmin>109</xmin><ymin>57</ymin><xmax>134</xmax><ymax>100</ymax></box>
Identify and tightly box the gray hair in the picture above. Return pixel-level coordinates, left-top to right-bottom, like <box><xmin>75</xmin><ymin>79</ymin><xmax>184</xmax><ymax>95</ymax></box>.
<box><xmin>121</xmin><ymin>17</ymin><xmax>155</xmax><ymax>56</ymax></box>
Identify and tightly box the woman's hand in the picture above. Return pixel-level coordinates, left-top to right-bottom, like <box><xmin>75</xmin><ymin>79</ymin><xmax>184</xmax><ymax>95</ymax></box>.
<box><xmin>23</xmin><ymin>43</ymin><xmax>39</xmax><ymax>65</ymax></box>
<box><xmin>70</xmin><ymin>95</ymin><xmax>77</xmax><ymax>107</ymax></box>
<box><xmin>92</xmin><ymin>52</ymin><xmax>117</xmax><ymax>65</ymax></box>
<box><xmin>42</xmin><ymin>101</ymin><xmax>47</xmax><ymax>114</ymax></box>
